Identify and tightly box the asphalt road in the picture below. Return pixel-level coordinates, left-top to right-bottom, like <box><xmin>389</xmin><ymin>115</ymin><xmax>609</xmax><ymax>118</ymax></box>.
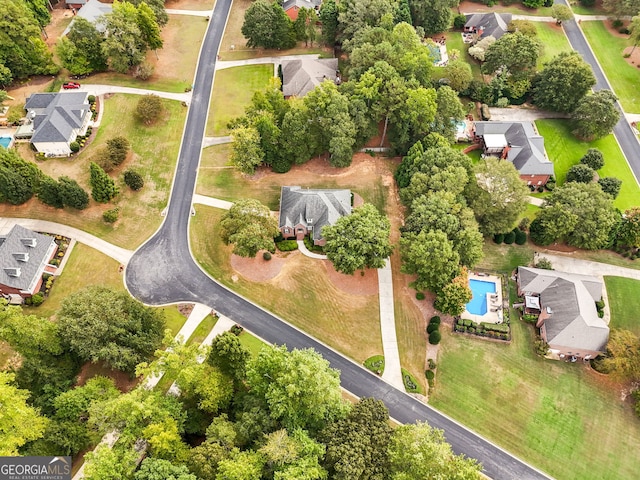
<box><xmin>125</xmin><ymin>1</ymin><xmax>552</xmax><ymax>478</ymax></box>
<box><xmin>558</xmin><ymin>0</ymin><xmax>640</xmax><ymax>184</ymax></box>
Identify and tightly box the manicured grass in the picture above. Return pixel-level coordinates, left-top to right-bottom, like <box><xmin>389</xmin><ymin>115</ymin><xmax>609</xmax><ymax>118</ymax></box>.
<box><xmin>581</xmin><ymin>21</ymin><xmax>640</xmax><ymax>113</ymax></box>
<box><xmin>430</xmin><ymin>320</ymin><xmax>640</xmax><ymax>480</ymax></box>
<box><xmin>189</xmin><ymin>205</ymin><xmax>383</xmax><ymax>363</ymax></box>
<box><xmin>535</xmin><ymin>22</ymin><xmax>572</xmax><ymax>67</ymax></box>
<box><xmin>401</xmin><ymin>368</ymin><xmax>424</xmax><ymax>394</ymax></box>
<box><xmin>2</xmin><ymin>94</ymin><xmax>186</xmax><ymax>249</ymax></box>
<box><xmin>186</xmin><ymin>314</ymin><xmax>218</xmax><ymax>345</ymax></box>
<box><xmin>477</xmin><ymin>239</ymin><xmax>535</xmax><ymax>273</ymax></box>
<box><xmin>442</xmin><ymin>32</ymin><xmax>483</xmax><ymax>81</ymax></box>
<box><xmin>536</xmin><ymin>119</ymin><xmax>640</xmax><ymax>210</ymax></box>
<box><xmin>363</xmin><ymin>355</ymin><xmax>385</xmax><ymax>374</ymax></box>
<box><xmin>238</xmin><ymin>331</ymin><xmax>267</xmax><ymax>357</ymax></box>
<box><xmin>604</xmin><ymin>276</ymin><xmax>640</xmax><ymax>335</ymax></box>
<box><xmin>163</xmin><ymin>308</ymin><xmax>189</xmax><ymax>337</ymax></box>
<box><xmin>89</xmin><ymin>14</ymin><xmax>208</xmax><ymax>93</ymax></box>
<box><xmin>207</xmin><ymin>65</ymin><xmax>274</xmax><ymax>136</ymax></box>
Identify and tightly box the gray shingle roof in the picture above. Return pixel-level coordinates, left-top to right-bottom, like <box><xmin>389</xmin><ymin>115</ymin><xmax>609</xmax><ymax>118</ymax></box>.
<box><xmin>518</xmin><ymin>266</ymin><xmax>609</xmax><ymax>353</ymax></box>
<box><xmin>25</xmin><ymin>92</ymin><xmax>90</xmax><ymax>144</ymax></box>
<box><xmin>0</xmin><ymin>225</ymin><xmax>56</xmax><ymax>293</ymax></box>
<box><xmin>283</xmin><ymin>0</ymin><xmax>322</xmax><ymax>10</ymax></box>
<box><xmin>282</xmin><ymin>58</ymin><xmax>339</xmax><ymax>98</ymax></box>
<box><xmin>464</xmin><ymin>12</ymin><xmax>512</xmax><ymax>40</ymax></box>
<box><xmin>279</xmin><ymin>186</ymin><xmax>351</xmax><ymax>242</ymax></box>
<box><xmin>63</xmin><ymin>0</ymin><xmax>112</xmax><ymax>36</ymax></box>
<box><xmin>474</xmin><ymin>121</ymin><xmax>555</xmax><ymax>176</ymax></box>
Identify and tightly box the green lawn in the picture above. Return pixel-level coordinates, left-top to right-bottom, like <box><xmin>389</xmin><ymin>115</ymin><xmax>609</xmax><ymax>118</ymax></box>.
<box><xmin>206</xmin><ymin>65</ymin><xmax>274</xmax><ymax>136</ymax></box>
<box><xmin>238</xmin><ymin>331</ymin><xmax>268</xmax><ymax>357</ymax></box>
<box><xmin>581</xmin><ymin>21</ymin><xmax>640</xmax><ymax>113</ymax></box>
<box><xmin>186</xmin><ymin>314</ymin><xmax>218</xmax><ymax>345</ymax></box>
<box><xmin>536</xmin><ymin>119</ymin><xmax>640</xmax><ymax>210</ymax></box>
<box><xmin>477</xmin><ymin>239</ymin><xmax>535</xmax><ymax>273</ymax></box>
<box><xmin>442</xmin><ymin>31</ymin><xmax>483</xmax><ymax>81</ymax></box>
<box><xmin>430</xmin><ymin>319</ymin><xmax>640</xmax><ymax>480</ymax></box>
<box><xmin>535</xmin><ymin>22</ymin><xmax>572</xmax><ymax>67</ymax></box>
<box><xmin>604</xmin><ymin>276</ymin><xmax>640</xmax><ymax>335</ymax></box>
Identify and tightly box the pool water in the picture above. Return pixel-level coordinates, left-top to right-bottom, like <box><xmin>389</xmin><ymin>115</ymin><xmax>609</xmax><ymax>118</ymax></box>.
<box><xmin>0</xmin><ymin>137</ymin><xmax>10</xmax><ymax>149</ymax></box>
<box><xmin>455</xmin><ymin>121</ymin><xmax>466</xmax><ymax>134</ymax></box>
<box><xmin>466</xmin><ymin>279</ymin><xmax>497</xmax><ymax>315</ymax></box>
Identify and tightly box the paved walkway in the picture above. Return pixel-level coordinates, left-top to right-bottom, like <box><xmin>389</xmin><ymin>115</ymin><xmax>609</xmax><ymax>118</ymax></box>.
<box><xmin>296</xmin><ymin>239</ymin><xmax>327</xmax><ymax>259</ymax></box>
<box><xmin>202</xmin><ymin>136</ymin><xmax>232</xmax><ymax>147</ymax></box>
<box><xmin>72</xmin><ymin>431</ymin><xmax>119</xmax><ymax>480</ymax></box>
<box><xmin>528</xmin><ymin>196</ymin><xmax>545</xmax><ymax>206</ymax></box>
<box><xmin>489</xmin><ymin>107</ymin><xmax>570</xmax><ymax>122</ymax></box>
<box><xmin>193</xmin><ymin>194</ymin><xmax>233</xmax><ymax>210</ymax></box>
<box><xmin>166</xmin><ymin>8</ymin><xmax>212</xmax><ymax>17</ymax></box>
<box><xmin>378</xmin><ymin>259</ymin><xmax>404</xmax><ymax>390</ymax></box>
<box><xmin>74</xmin><ymin>84</ymin><xmax>192</xmax><ymax>103</ymax></box>
<box><xmin>0</xmin><ymin>218</ymin><xmax>133</xmax><ymax>264</ymax></box>
<box><xmin>215</xmin><ymin>54</ymin><xmax>321</xmax><ymax>73</ymax></box>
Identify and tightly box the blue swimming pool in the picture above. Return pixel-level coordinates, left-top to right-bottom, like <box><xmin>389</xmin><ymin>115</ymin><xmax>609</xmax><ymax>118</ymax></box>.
<box><xmin>455</xmin><ymin>121</ymin><xmax>466</xmax><ymax>134</ymax></box>
<box><xmin>466</xmin><ymin>279</ymin><xmax>497</xmax><ymax>315</ymax></box>
<box><xmin>0</xmin><ymin>137</ymin><xmax>10</xmax><ymax>149</ymax></box>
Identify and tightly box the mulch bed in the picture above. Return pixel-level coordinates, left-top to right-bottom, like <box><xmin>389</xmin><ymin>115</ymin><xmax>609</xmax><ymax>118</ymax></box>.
<box><xmin>231</xmin><ymin>250</ymin><xmax>289</xmax><ymax>282</ymax></box>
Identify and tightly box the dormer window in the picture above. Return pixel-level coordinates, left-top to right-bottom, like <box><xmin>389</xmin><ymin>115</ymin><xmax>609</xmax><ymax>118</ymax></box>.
<box><xmin>20</xmin><ymin>238</ymin><xmax>37</xmax><ymax>248</ymax></box>
<box><xmin>4</xmin><ymin>267</ymin><xmax>21</xmax><ymax>277</ymax></box>
<box><xmin>12</xmin><ymin>252</ymin><xmax>29</xmax><ymax>262</ymax></box>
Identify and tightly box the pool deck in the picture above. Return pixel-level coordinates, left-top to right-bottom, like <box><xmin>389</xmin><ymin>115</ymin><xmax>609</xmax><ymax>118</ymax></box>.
<box><xmin>462</xmin><ymin>273</ymin><xmax>504</xmax><ymax>324</ymax></box>
<box><xmin>0</xmin><ymin>127</ymin><xmax>17</xmax><ymax>149</ymax></box>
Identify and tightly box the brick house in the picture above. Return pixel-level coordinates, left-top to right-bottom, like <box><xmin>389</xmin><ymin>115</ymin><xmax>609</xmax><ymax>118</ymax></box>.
<box><xmin>517</xmin><ymin>266</ymin><xmax>609</xmax><ymax>361</ymax></box>
<box><xmin>473</xmin><ymin>121</ymin><xmax>555</xmax><ymax>186</ymax></box>
<box><xmin>278</xmin><ymin>186</ymin><xmax>351</xmax><ymax>246</ymax></box>
<box><xmin>0</xmin><ymin>225</ymin><xmax>58</xmax><ymax>301</ymax></box>
<box><xmin>282</xmin><ymin>0</ymin><xmax>321</xmax><ymax>21</ymax></box>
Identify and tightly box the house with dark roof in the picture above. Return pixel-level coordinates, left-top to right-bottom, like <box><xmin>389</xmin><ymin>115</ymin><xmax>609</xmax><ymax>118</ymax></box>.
<box><xmin>282</xmin><ymin>58</ymin><xmax>339</xmax><ymax>98</ymax></box>
<box><xmin>517</xmin><ymin>266</ymin><xmax>609</xmax><ymax>361</ymax></box>
<box><xmin>0</xmin><ymin>225</ymin><xmax>57</xmax><ymax>301</ymax></box>
<box><xmin>63</xmin><ymin>0</ymin><xmax>113</xmax><ymax>36</ymax></box>
<box><xmin>278</xmin><ymin>186</ymin><xmax>351</xmax><ymax>246</ymax></box>
<box><xmin>464</xmin><ymin>12</ymin><xmax>512</xmax><ymax>42</ymax></box>
<box><xmin>473</xmin><ymin>121</ymin><xmax>554</xmax><ymax>186</ymax></box>
<box><xmin>66</xmin><ymin>0</ymin><xmax>89</xmax><ymax>10</ymax></box>
<box><xmin>23</xmin><ymin>92</ymin><xmax>92</xmax><ymax>157</ymax></box>
<box><xmin>283</xmin><ymin>0</ymin><xmax>321</xmax><ymax>21</ymax></box>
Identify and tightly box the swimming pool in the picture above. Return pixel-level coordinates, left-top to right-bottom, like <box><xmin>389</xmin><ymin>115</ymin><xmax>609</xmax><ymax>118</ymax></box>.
<box><xmin>455</xmin><ymin>121</ymin><xmax>466</xmax><ymax>134</ymax></box>
<box><xmin>0</xmin><ymin>137</ymin><xmax>10</xmax><ymax>149</ymax></box>
<box><xmin>466</xmin><ymin>279</ymin><xmax>497</xmax><ymax>315</ymax></box>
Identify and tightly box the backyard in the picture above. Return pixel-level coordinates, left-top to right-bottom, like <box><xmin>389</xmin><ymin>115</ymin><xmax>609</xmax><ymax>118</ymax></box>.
<box><xmin>535</xmin><ymin>22</ymin><xmax>572</xmax><ymax>67</ymax></box>
<box><xmin>604</xmin><ymin>276</ymin><xmax>640</xmax><ymax>335</ymax></box>
<box><xmin>3</xmin><ymin>94</ymin><xmax>186</xmax><ymax>249</ymax></box>
<box><xmin>536</xmin><ymin>119</ymin><xmax>639</xmax><ymax>210</ymax></box>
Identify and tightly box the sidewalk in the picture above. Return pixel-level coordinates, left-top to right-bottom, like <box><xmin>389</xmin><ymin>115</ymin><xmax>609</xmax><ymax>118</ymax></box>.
<box><xmin>202</xmin><ymin>136</ymin><xmax>232</xmax><ymax>147</ymax></box>
<box><xmin>75</xmin><ymin>84</ymin><xmax>191</xmax><ymax>103</ymax></box>
<box><xmin>166</xmin><ymin>8</ymin><xmax>212</xmax><ymax>17</ymax></box>
<box><xmin>296</xmin><ymin>240</ymin><xmax>327</xmax><ymax>259</ymax></box>
<box><xmin>215</xmin><ymin>54</ymin><xmax>321</xmax><ymax>72</ymax></box>
<box><xmin>378</xmin><ymin>259</ymin><xmax>404</xmax><ymax>391</ymax></box>
<box><xmin>193</xmin><ymin>194</ymin><xmax>233</xmax><ymax>210</ymax></box>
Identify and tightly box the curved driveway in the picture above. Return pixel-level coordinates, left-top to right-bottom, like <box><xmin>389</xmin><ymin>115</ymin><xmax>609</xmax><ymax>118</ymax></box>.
<box><xmin>125</xmin><ymin>0</ymin><xmax>551</xmax><ymax>478</ymax></box>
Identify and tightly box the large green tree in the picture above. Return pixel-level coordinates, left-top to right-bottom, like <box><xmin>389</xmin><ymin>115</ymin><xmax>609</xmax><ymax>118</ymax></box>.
<box><xmin>135</xmin><ymin>458</ymin><xmax>196</xmax><ymax>480</ymax></box>
<box><xmin>571</xmin><ymin>90</ymin><xmax>620</xmax><ymax>141</ymax></box>
<box><xmin>440</xmin><ymin>59</ymin><xmax>473</xmax><ymax>92</ymax></box>
<box><xmin>616</xmin><ymin>207</ymin><xmax>640</xmax><ymax>247</ymax></box>
<box><xmin>338</xmin><ymin>0</ymin><xmax>396</xmax><ymax>42</ymax></box>
<box><xmin>89</xmin><ymin>162</ymin><xmax>119</xmax><ymax>203</ymax></box>
<box><xmin>207</xmin><ymin>331</ymin><xmax>251</xmax><ymax>385</ymax></box>
<box><xmin>242</xmin><ymin>0</ymin><xmax>295</xmax><ymax>49</ymax></box>
<box><xmin>65</xmin><ymin>17</ymin><xmax>108</xmax><ymax>73</ymax></box>
<box><xmin>435</xmin><ymin>267</ymin><xmax>473</xmax><ymax>316</ymax></box>
<box><xmin>259</xmin><ymin>429</ymin><xmax>327</xmax><ymax>479</ymax></box>
<box><xmin>409</xmin><ymin>0</ymin><xmax>457</xmax><ymax>35</ymax></box>
<box><xmin>0</xmin><ymin>148</ymin><xmax>42</xmax><ymax>205</ymax></box>
<box><xmin>595</xmin><ymin>329</ymin><xmax>640</xmax><ymax>381</ymax></box>
<box><xmin>319</xmin><ymin>0</ymin><xmax>339</xmax><ymax>46</ymax></box>
<box><xmin>532</xmin><ymin>52</ymin><xmax>596</xmax><ymax>113</ymax></box>
<box><xmin>102</xmin><ymin>0</ymin><xmax>148</xmax><ymax>73</ymax></box>
<box><xmin>482</xmin><ymin>32</ymin><xmax>541</xmax><ymax>80</ymax></box>
<box><xmin>230</xmin><ymin>126</ymin><xmax>264</xmax><ymax>174</ymax></box>
<box><xmin>58</xmin><ymin>286</ymin><xmax>165</xmax><ymax>373</ymax></box>
<box><xmin>58</xmin><ymin>176</ymin><xmax>89</xmax><ymax>210</ymax></box>
<box><xmin>220</xmin><ymin>199</ymin><xmax>279</xmax><ymax>257</ymax></box>
<box><xmin>322</xmin><ymin>203</ymin><xmax>393</xmax><ymax>274</ymax></box>
<box><xmin>603</xmin><ymin>0</ymin><xmax>640</xmax><ymax>17</ymax></box>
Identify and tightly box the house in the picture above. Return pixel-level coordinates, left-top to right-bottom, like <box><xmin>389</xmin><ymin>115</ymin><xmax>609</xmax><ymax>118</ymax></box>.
<box><xmin>281</xmin><ymin>58</ymin><xmax>339</xmax><ymax>98</ymax></box>
<box><xmin>63</xmin><ymin>0</ymin><xmax>113</xmax><ymax>36</ymax></box>
<box><xmin>23</xmin><ymin>92</ymin><xmax>92</xmax><ymax>157</ymax></box>
<box><xmin>517</xmin><ymin>266</ymin><xmax>609</xmax><ymax>361</ymax></box>
<box><xmin>66</xmin><ymin>0</ymin><xmax>89</xmax><ymax>9</ymax></box>
<box><xmin>278</xmin><ymin>186</ymin><xmax>351</xmax><ymax>246</ymax></box>
<box><xmin>282</xmin><ymin>0</ymin><xmax>321</xmax><ymax>21</ymax></box>
<box><xmin>473</xmin><ymin>121</ymin><xmax>554</xmax><ymax>186</ymax></box>
<box><xmin>463</xmin><ymin>12</ymin><xmax>512</xmax><ymax>42</ymax></box>
<box><xmin>0</xmin><ymin>225</ymin><xmax>58</xmax><ymax>301</ymax></box>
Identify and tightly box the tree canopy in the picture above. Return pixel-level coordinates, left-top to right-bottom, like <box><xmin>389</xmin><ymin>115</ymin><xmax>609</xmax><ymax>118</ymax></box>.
<box><xmin>220</xmin><ymin>199</ymin><xmax>279</xmax><ymax>257</ymax></box>
<box><xmin>571</xmin><ymin>90</ymin><xmax>620</xmax><ymax>141</ymax></box>
<box><xmin>242</xmin><ymin>0</ymin><xmax>295</xmax><ymax>49</ymax></box>
<box><xmin>482</xmin><ymin>32</ymin><xmax>541</xmax><ymax>80</ymax></box>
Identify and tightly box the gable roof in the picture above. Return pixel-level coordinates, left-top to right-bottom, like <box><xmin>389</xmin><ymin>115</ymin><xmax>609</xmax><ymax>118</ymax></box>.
<box><xmin>517</xmin><ymin>266</ymin><xmax>609</xmax><ymax>353</ymax></box>
<box><xmin>283</xmin><ymin>0</ymin><xmax>322</xmax><ymax>10</ymax></box>
<box><xmin>464</xmin><ymin>12</ymin><xmax>512</xmax><ymax>40</ymax></box>
<box><xmin>0</xmin><ymin>225</ymin><xmax>56</xmax><ymax>292</ymax></box>
<box><xmin>279</xmin><ymin>186</ymin><xmax>351</xmax><ymax>242</ymax></box>
<box><xmin>282</xmin><ymin>58</ymin><xmax>339</xmax><ymax>98</ymax></box>
<box><xmin>63</xmin><ymin>0</ymin><xmax>112</xmax><ymax>36</ymax></box>
<box><xmin>25</xmin><ymin>92</ymin><xmax>90</xmax><ymax>144</ymax></box>
<box><xmin>474</xmin><ymin>121</ymin><xmax>554</xmax><ymax>176</ymax></box>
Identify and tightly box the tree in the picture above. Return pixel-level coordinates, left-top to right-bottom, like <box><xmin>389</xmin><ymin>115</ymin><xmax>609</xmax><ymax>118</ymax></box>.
<box><xmin>0</xmin><ymin>372</ymin><xmax>48</xmax><ymax>455</ymax></box>
<box><xmin>595</xmin><ymin>329</ymin><xmax>640</xmax><ymax>381</ymax></box>
<box><xmin>124</xmin><ymin>169</ymin><xmax>144</xmax><ymax>190</ymax></box>
<box><xmin>136</xmin><ymin>1</ymin><xmax>163</xmax><ymax>52</ymax></box>
<box><xmin>54</xmin><ymin>376</ymin><xmax>120</xmax><ymax>423</ymax></box>
<box><xmin>468</xmin><ymin>36</ymin><xmax>495</xmax><ymax>62</ymax></box>
<box><xmin>388</xmin><ymin>422</ymin><xmax>482</xmax><ymax>479</ymax></box>
<box><xmin>25</xmin><ymin>0</ymin><xmax>50</xmax><ymax>26</ymax></box>
<box><xmin>0</xmin><ymin>148</ymin><xmax>42</xmax><ymax>205</ymax></box>
<box><xmin>409</xmin><ymin>0</ymin><xmax>456</xmax><ymax>35</ymax></box>
<box><xmin>396</xmin><ymin>0</ymin><xmax>412</xmax><ymax>24</ymax></box>
<box><xmin>83</xmin><ymin>442</ymin><xmax>138</xmax><ymax>480</ymax></box>
<box><xmin>532</xmin><ymin>52</ymin><xmax>596</xmax><ymax>113</ymax></box>
<box><xmin>135</xmin><ymin>458</ymin><xmax>196</xmax><ymax>480</ymax></box>
<box><xmin>630</xmin><ymin>14</ymin><xmax>640</xmax><ymax>54</ymax></box>
<box><xmin>467</xmin><ymin>158</ymin><xmax>529</xmax><ymax>236</ymax></box>
<box><xmin>572</xmin><ymin>90</ymin><xmax>620</xmax><ymax>141</ymax></box>
<box><xmin>580</xmin><ymin>148</ymin><xmax>605</xmax><ymax>170</ymax></box>
<box><xmin>566</xmin><ymin>163</ymin><xmax>595</xmax><ymax>183</ymax></box>
<box><xmin>507</xmin><ymin>20</ymin><xmax>537</xmax><ymax>37</ymax></box>
<box><xmin>58</xmin><ymin>286</ymin><xmax>165</xmax><ymax>373</ymax></box>
<box><xmin>215</xmin><ymin>450</ymin><xmax>265</xmax><ymax>480</ymax></box>
<box><xmin>242</xmin><ymin>0</ymin><xmax>296</xmax><ymax>49</ymax></box>
<box><xmin>319</xmin><ymin>0</ymin><xmax>339</xmax><ymax>46</ymax></box>
<box><xmin>66</xmin><ymin>18</ymin><xmax>108</xmax><ymax>73</ymax></box>
<box><xmin>37</xmin><ymin>176</ymin><xmax>63</xmax><ymax>208</ymax></box>
<box><xmin>106</xmin><ymin>136</ymin><xmax>131</xmax><ymax>167</ymax></box>
<box><xmin>598</xmin><ymin>176</ymin><xmax>622</xmax><ymax>198</ymax></box>
<box><xmin>617</xmin><ymin>207</ymin><xmax>640</xmax><ymax>247</ymax></box>
<box><xmin>230</xmin><ymin>126</ymin><xmax>264</xmax><ymax>174</ymax></box>
<box><xmin>440</xmin><ymin>60</ymin><xmax>473</xmax><ymax>92</ymax></box>
<box><xmin>483</xmin><ymin>32</ymin><xmax>541</xmax><ymax>79</ymax></box>
<box><xmin>58</xmin><ymin>176</ymin><xmax>89</xmax><ymax>210</ymax></box>
<box><xmin>603</xmin><ymin>0</ymin><xmax>640</xmax><ymax>17</ymax></box>
<box><xmin>431</xmin><ymin>86</ymin><xmax>465</xmax><ymax>142</ymax></box>
<box><xmin>127</xmin><ymin>0</ymin><xmax>169</xmax><ymax>26</ymax></box>
<box><xmin>246</xmin><ymin>345</ymin><xmax>350</xmax><ymax>432</ymax></box>
<box><xmin>259</xmin><ymin>429</ymin><xmax>326</xmax><ymax>479</ymax></box>
<box><xmin>220</xmin><ymin>199</ymin><xmax>279</xmax><ymax>257</ymax></box>
<box><xmin>57</xmin><ymin>37</ymin><xmax>92</xmax><ymax>77</ymax></box>
<box><xmin>338</xmin><ymin>0</ymin><xmax>397</xmax><ymax>42</ymax></box>
<box><xmin>90</xmin><ymin>162</ymin><xmax>119</xmax><ymax>203</ymax></box>
<box><xmin>322</xmin><ymin>204</ymin><xmax>393</xmax><ymax>274</ymax></box>
<box><xmin>0</xmin><ymin>305</ymin><xmax>63</xmax><ymax>359</ymax></box>
<box><xmin>102</xmin><ymin>0</ymin><xmax>148</xmax><ymax>73</ymax></box>
<box><xmin>435</xmin><ymin>267</ymin><xmax>473</xmax><ymax>316</ymax></box>
<box><xmin>551</xmin><ymin>4</ymin><xmax>574</xmax><ymax>24</ymax></box>
<box><xmin>321</xmin><ymin>398</ymin><xmax>392</xmax><ymax>479</ymax></box>
<box><xmin>136</xmin><ymin>94</ymin><xmax>164</xmax><ymax>125</ymax></box>
<box><xmin>207</xmin><ymin>331</ymin><xmax>251</xmax><ymax>385</ymax></box>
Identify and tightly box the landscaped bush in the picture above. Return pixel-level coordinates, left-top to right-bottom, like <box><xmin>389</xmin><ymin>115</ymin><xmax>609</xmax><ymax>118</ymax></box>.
<box><xmin>49</xmin><ymin>258</ymin><xmax>60</xmax><ymax>266</ymax></box>
<box><xmin>515</xmin><ymin>229</ymin><xmax>527</xmax><ymax>245</ymax></box>
<box><xmin>276</xmin><ymin>240</ymin><xmax>298</xmax><ymax>251</ymax></box>
<box><xmin>428</xmin><ymin>330</ymin><xmax>442</xmax><ymax>345</ymax></box>
<box><xmin>503</xmin><ymin>231</ymin><xmax>516</xmax><ymax>244</ymax></box>
<box><xmin>263</xmin><ymin>251</ymin><xmax>272</xmax><ymax>261</ymax></box>
<box><xmin>102</xmin><ymin>208</ymin><xmax>119</xmax><ymax>223</ymax></box>
<box><xmin>88</xmin><ymin>95</ymin><xmax>96</xmax><ymax>104</ymax></box>
<box><xmin>545</xmin><ymin>181</ymin><xmax>555</xmax><ymax>191</ymax></box>
<box><xmin>612</xmin><ymin>19</ymin><xmax>623</xmax><ymax>28</ymax></box>
<box><xmin>402</xmin><ymin>369</ymin><xmax>420</xmax><ymax>392</ymax></box>
<box><xmin>363</xmin><ymin>355</ymin><xmax>385</xmax><ymax>375</ymax></box>
<box><xmin>429</xmin><ymin>315</ymin><xmax>441</xmax><ymax>325</ymax></box>
<box><xmin>595</xmin><ymin>299</ymin><xmax>605</xmax><ymax>311</ymax></box>
<box><xmin>522</xmin><ymin>313</ymin><xmax>538</xmax><ymax>323</ymax></box>
<box><xmin>230</xmin><ymin>324</ymin><xmax>243</xmax><ymax>336</ymax></box>
<box><xmin>453</xmin><ymin>13</ymin><xmax>467</xmax><ymax>29</ymax></box>
<box><xmin>123</xmin><ymin>169</ymin><xmax>144</xmax><ymax>191</ymax></box>
<box><xmin>535</xmin><ymin>257</ymin><xmax>553</xmax><ymax>270</ymax></box>
<box><xmin>425</xmin><ymin>370</ymin><xmax>435</xmax><ymax>380</ymax></box>
<box><xmin>31</xmin><ymin>293</ymin><xmax>45</xmax><ymax>306</ymax></box>
<box><xmin>428</xmin><ymin>358</ymin><xmax>436</xmax><ymax>370</ymax></box>
<box><xmin>493</xmin><ymin>233</ymin><xmax>504</xmax><ymax>244</ymax></box>
<box><xmin>427</xmin><ymin>323</ymin><xmax>439</xmax><ymax>334</ymax></box>
<box><xmin>69</xmin><ymin>141</ymin><xmax>80</xmax><ymax>153</ymax></box>
<box><xmin>480</xmin><ymin>322</ymin><xmax>509</xmax><ymax>334</ymax></box>
<box><xmin>416</xmin><ymin>292</ymin><xmax>425</xmax><ymax>300</ymax></box>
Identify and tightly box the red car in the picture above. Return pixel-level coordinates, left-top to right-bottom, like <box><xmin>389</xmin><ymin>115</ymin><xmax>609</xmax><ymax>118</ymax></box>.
<box><xmin>62</xmin><ymin>82</ymin><xmax>81</xmax><ymax>89</ymax></box>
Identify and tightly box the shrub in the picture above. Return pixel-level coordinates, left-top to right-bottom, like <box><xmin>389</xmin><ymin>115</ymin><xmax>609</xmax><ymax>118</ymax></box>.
<box><xmin>276</xmin><ymin>240</ymin><xmax>298</xmax><ymax>251</ymax></box>
<box><xmin>69</xmin><ymin>141</ymin><xmax>80</xmax><ymax>153</ymax></box>
<box><xmin>134</xmin><ymin>61</ymin><xmax>155</xmax><ymax>81</ymax></box>
<box><xmin>598</xmin><ymin>176</ymin><xmax>622</xmax><ymax>199</ymax></box>
<box><xmin>515</xmin><ymin>229</ymin><xmax>527</xmax><ymax>245</ymax></box>
<box><xmin>535</xmin><ymin>257</ymin><xmax>553</xmax><ymax>270</ymax></box>
<box><xmin>503</xmin><ymin>230</ymin><xmax>516</xmax><ymax>244</ymax></box>
<box><xmin>89</xmin><ymin>162</ymin><xmax>119</xmax><ymax>203</ymax></box>
<box><xmin>580</xmin><ymin>148</ymin><xmax>604</xmax><ymax>170</ymax></box>
<box><xmin>427</xmin><ymin>323</ymin><xmax>440</xmax><ymax>334</ymax></box>
<box><xmin>123</xmin><ymin>169</ymin><xmax>144</xmax><ymax>191</ymax></box>
<box><xmin>102</xmin><ymin>208</ymin><xmax>119</xmax><ymax>223</ymax></box>
<box><xmin>425</xmin><ymin>370</ymin><xmax>435</xmax><ymax>380</ymax></box>
<box><xmin>106</xmin><ymin>136</ymin><xmax>130</xmax><ymax>167</ymax></box>
<box><xmin>263</xmin><ymin>251</ymin><xmax>272</xmax><ymax>261</ymax></box>
<box><xmin>31</xmin><ymin>293</ymin><xmax>44</xmax><ymax>306</ymax></box>
<box><xmin>453</xmin><ymin>13</ymin><xmax>467</xmax><ymax>29</ymax></box>
<box><xmin>518</xmin><ymin>217</ymin><xmax>530</xmax><ymax>232</ymax></box>
<box><xmin>493</xmin><ymin>233</ymin><xmax>504</xmax><ymax>244</ymax></box>
<box><xmin>545</xmin><ymin>181</ymin><xmax>555</xmax><ymax>191</ymax></box>
<box><xmin>415</xmin><ymin>292</ymin><xmax>425</xmax><ymax>300</ymax></box>
<box><xmin>428</xmin><ymin>358</ymin><xmax>436</xmax><ymax>370</ymax></box>
<box><xmin>612</xmin><ymin>19</ymin><xmax>623</xmax><ymax>28</ymax></box>
<box><xmin>428</xmin><ymin>330</ymin><xmax>442</xmax><ymax>345</ymax></box>
<box><xmin>429</xmin><ymin>315</ymin><xmax>441</xmax><ymax>325</ymax></box>
<box><xmin>595</xmin><ymin>299</ymin><xmax>605</xmax><ymax>311</ymax></box>
<box><xmin>566</xmin><ymin>163</ymin><xmax>595</xmax><ymax>184</ymax></box>
<box><xmin>49</xmin><ymin>258</ymin><xmax>60</xmax><ymax>266</ymax></box>
<box><xmin>230</xmin><ymin>324</ymin><xmax>243</xmax><ymax>336</ymax></box>
<box><xmin>88</xmin><ymin>95</ymin><xmax>96</xmax><ymax>104</ymax></box>
<box><xmin>135</xmin><ymin>94</ymin><xmax>163</xmax><ymax>125</ymax></box>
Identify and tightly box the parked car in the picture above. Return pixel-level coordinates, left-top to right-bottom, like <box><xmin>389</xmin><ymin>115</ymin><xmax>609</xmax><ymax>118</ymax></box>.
<box><xmin>62</xmin><ymin>82</ymin><xmax>81</xmax><ymax>89</ymax></box>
